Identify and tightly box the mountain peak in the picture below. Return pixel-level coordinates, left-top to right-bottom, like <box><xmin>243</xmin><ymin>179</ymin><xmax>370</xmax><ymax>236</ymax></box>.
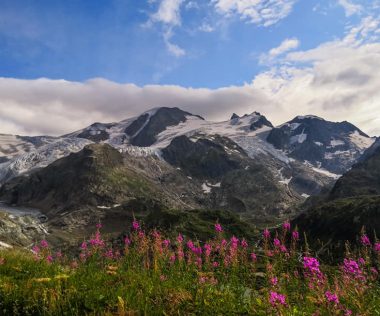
<box><xmin>230</xmin><ymin>113</ymin><xmax>240</xmax><ymax>120</ymax></box>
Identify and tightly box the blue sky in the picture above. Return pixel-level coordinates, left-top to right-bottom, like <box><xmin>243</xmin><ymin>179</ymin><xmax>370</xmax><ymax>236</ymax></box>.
<box><xmin>0</xmin><ymin>0</ymin><xmax>366</xmax><ymax>87</ymax></box>
<box><xmin>0</xmin><ymin>0</ymin><xmax>380</xmax><ymax>136</ymax></box>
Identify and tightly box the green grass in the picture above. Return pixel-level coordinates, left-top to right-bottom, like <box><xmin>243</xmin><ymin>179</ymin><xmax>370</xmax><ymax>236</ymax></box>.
<box><xmin>1</xmin><ymin>223</ymin><xmax>380</xmax><ymax>315</ymax></box>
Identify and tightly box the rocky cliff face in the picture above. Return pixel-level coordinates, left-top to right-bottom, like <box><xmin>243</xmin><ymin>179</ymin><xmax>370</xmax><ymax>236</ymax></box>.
<box><xmin>293</xmin><ymin>147</ymin><xmax>380</xmax><ymax>247</ymax></box>
<box><xmin>267</xmin><ymin>116</ymin><xmax>375</xmax><ymax>174</ymax></box>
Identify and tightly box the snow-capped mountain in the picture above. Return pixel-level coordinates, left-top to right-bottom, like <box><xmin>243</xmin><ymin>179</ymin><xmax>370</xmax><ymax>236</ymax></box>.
<box><xmin>0</xmin><ymin>134</ymin><xmax>57</xmax><ymax>162</ymax></box>
<box><xmin>0</xmin><ymin>107</ymin><xmax>375</xmax><ymax>198</ymax></box>
<box><xmin>0</xmin><ymin>138</ymin><xmax>92</xmax><ymax>184</ymax></box>
<box><xmin>266</xmin><ymin>115</ymin><xmax>375</xmax><ymax>174</ymax></box>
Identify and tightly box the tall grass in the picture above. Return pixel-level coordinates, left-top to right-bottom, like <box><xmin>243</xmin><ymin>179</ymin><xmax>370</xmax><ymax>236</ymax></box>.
<box><xmin>0</xmin><ymin>221</ymin><xmax>380</xmax><ymax>315</ymax></box>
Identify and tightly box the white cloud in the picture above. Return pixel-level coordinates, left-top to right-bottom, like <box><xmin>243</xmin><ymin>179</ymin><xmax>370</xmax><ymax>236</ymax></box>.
<box><xmin>212</xmin><ymin>0</ymin><xmax>298</xmax><ymax>27</ymax></box>
<box><xmin>148</xmin><ymin>0</ymin><xmax>186</xmax><ymax>57</ymax></box>
<box><xmin>269</xmin><ymin>38</ymin><xmax>300</xmax><ymax>57</ymax></box>
<box><xmin>253</xmin><ymin>16</ymin><xmax>380</xmax><ymax>136</ymax></box>
<box><xmin>260</xmin><ymin>37</ymin><xmax>300</xmax><ymax>64</ymax></box>
<box><xmin>163</xmin><ymin>29</ymin><xmax>186</xmax><ymax>57</ymax></box>
<box><xmin>337</xmin><ymin>0</ymin><xmax>362</xmax><ymax>17</ymax></box>
<box><xmin>151</xmin><ymin>0</ymin><xmax>184</xmax><ymax>26</ymax></box>
<box><xmin>199</xmin><ymin>23</ymin><xmax>215</xmax><ymax>33</ymax></box>
<box><xmin>1</xmin><ymin>15</ymin><xmax>380</xmax><ymax>138</ymax></box>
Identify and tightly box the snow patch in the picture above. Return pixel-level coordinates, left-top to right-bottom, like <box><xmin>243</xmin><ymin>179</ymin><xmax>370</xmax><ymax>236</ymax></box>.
<box><xmin>349</xmin><ymin>131</ymin><xmax>376</xmax><ymax>151</ymax></box>
<box><xmin>290</xmin><ymin>129</ymin><xmax>307</xmax><ymax>144</ymax></box>
<box><xmin>330</xmin><ymin>139</ymin><xmax>345</xmax><ymax>147</ymax></box>
<box><xmin>311</xmin><ymin>167</ymin><xmax>341</xmax><ymax>180</ymax></box>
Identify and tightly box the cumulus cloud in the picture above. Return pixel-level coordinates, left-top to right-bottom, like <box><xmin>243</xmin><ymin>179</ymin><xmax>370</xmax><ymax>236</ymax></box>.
<box><xmin>337</xmin><ymin>0</ymin><xmax>362</xmax><ymax>17</ymax></box>
<box><xmin>253</xmin><ymin>16</ymin><xmax>380</xmax><ymax>136</ymax></box>
<box><xmin>212</xmin><ymin>0</ymin><xmax>298</xmax><ymax>27</ymax></box>
<box><xmin>1</xmin><ymin>15</ymin><xmax>380</xmax><ymax>137</ymax></box>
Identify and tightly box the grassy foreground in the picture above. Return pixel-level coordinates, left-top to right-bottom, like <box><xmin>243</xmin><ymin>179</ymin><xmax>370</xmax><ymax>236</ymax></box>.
<box><xmin>1</xmin><ymin>222</ymin><xmax>380</xmax><ymax>315</ymax></box>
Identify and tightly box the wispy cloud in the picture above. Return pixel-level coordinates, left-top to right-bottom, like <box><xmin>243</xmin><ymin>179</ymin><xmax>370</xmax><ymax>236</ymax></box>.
<box><xmin>337</xmin><ymin>0</ymin><xmax>362</xmax><ymax>17</ymax></box>
<box><xmin>148</xmin><ymin>0</ymin><xmax>186</xmax><ymax>57</ymax></box>
<box><xmin>260</xmin><ymin>37</ymin><xmax>300</xmax><ymax>64</ymax></box>
<box><xmin>212</xmin><ymin>0</ymin><xmax>298</xmax><ymax>27</ymax></box>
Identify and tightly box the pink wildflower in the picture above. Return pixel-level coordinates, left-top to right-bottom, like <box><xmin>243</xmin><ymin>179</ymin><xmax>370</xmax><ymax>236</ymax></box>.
<box><xmin>303</xmin><ymin>257</ymin><xmax>322</xmax><ymax>277</ymax></box>
<box><xmin>241</xmin><ymin>239</ymin><xmax>248</xmax><ymax>248</ymax></box>
<box><xmin>96</xmin><ymin>223</ymin><xmax>102</xmax><ymax>229</ymax></box>
<box><xmin>250</xmin><ymin>252</ymin><xmax>257</xmax><ymax>262</ymax></box>
<box><xmin>292</xmin><ymin>231</ymin><xmax>299</xmax><ymax>241</ymax></box>
<box><xmin>132</xmin><ymin>220</ymin><xmax>140</xmax><ymax>231</ymax></box>
<box><xmin>162</xmin><ymin>239</ymin><xmax>171</xmax><ymax>247</ymax></box>
<box><xmin>212</xmin><ymin>261</ymin><xmax>219</xmax><ymax>268</ymax></box>
<box><xmin>46</xmin><ymin>255</ymin><xmax>53</xmax><ymax>264</ymax></box>
<box><xmin>269</xmin><ymin>291</ymin><xmax>286</xmax><ymax>307</ymax></box>
<box><xmin>343</xmin><ymin>259</ymin><xmax>362</xmax><ymax>277</ymax></box>
<box><xmin>40</xmin><ymin>240</ymin><xmax>49</xmax><ymax>248</ymax></box>
<box><xmin>124</xmin><ymin>237</ymin><xmax>131</xmax><ymax>246</ymax></box>
<box><xmin>32</xmin><ymin>245</ymin><xmax>40</xmax><ymax>254</ymax></box>
<box><xmin>374</xmin><ymin>242</ymin><xmax>380</xmax><ymax>252</ymax></box>
<box><xmin>271</xmin><ymin>277</ymin><xmax>278</xmax><ymax>286</ymax></box>
<box><xmin>215</xmin><ymin>223</ymin><xmax>223</xmax><ymax>233</ymax></box>
<box><xmin>273</xmin><ymin>238</ymin><xmax>281</xmax><ymax>248</ymax></box>
<box><xmin>177</xmin><ymin>234</ymin><xmax>184</xmax><ymax>244</ymax></box>
<box><xmin>325</xmin><ymin>291</ymin><xmax>339</xmax><ymax>304</ymax></box>
<box><xmin>282</xmin><ymin>221</ymin><xmax>291</xmax><ymax>231</ymax></box>
<box><xmin>204</xmin><ymin>243</ymin><xmax>212</xmax><ymax>256</ymax></box>
<box><xmin>263</xmin><ymin>229</ymin><xmax>270</xmax><ymax>239</ymax></box>
<box><xmin>361</xmin><ymin>234</ymin><xmax>371</xmax><ymax>246</ymax></box>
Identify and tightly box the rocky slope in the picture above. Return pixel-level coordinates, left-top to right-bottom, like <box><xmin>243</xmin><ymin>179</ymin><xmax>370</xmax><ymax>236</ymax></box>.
<box><xmin>293</xmin><ymin>146</ymin><xmax>380</xmax><ymax>247</ymax></box>
<box><xmin>267</xmin><ymin>116</ymin><xmax>375</xmax><ymax>174</ymax></box>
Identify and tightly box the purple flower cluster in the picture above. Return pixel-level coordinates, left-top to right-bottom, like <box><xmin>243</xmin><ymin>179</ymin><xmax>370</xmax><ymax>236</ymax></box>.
<box><xmin>269</xmin><ymin>291</ymin><xmax>286</xmax><ymax>307</ymax></box>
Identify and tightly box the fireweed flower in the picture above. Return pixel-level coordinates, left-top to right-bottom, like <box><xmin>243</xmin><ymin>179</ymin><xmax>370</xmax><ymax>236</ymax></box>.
<box><xmin>263</xmin><ymin>229</ymin><xmax>270</xmax><ymax>239</ymax></box>
<box><xmin>40</xmin><ymin>240</ymin><xmax>49</xmax><ymax>248</ymax></box>
<box><xmin>325</xmin><ymin>291</ymin><xmax>339</xmax><ymax>304</ymax></box>
<box><xmin>374</xmin><ymin>242</ymin><xmax>380</xmax><ymax>252</ymax></box>
<box><xmin>280</xmin><ymin>245</ymin><xmax>287</xmax><ymax>253</ymax></box>
<box><xmin>283</xmin><ymin>221</ymin><xmax>291</xmax><ymax>231</ymax></box>
<box><xmin>292</xmin><ymin>231</ymin><xmax>300</xmax><ymax>241</ymax></box>
<box><xmin>215</xmin><ymin>223</ymin><xmax>223</xmax><ymax>233</ymax></box>
<box><xmin>81</xmin><ymin>241</ymin><xmax>88</xmax><ymax>250</ymax></box>
<box><xmin>124</xmin><ymin>237</ymin><xmax>131</xmax><ymax>246</ymax></box>
<box><xmin>32</xmin><ymin>245</ymin><xmax>40</xmax><ymax>254</ymax></box>
<box><xmin>96</xmin><ymin>223</ymin><xmax>103</xmax><ymax>229</ymax></box>
<box><xmin>269</xmin><ymin>291</ymin><xmax>286</xmax><ymax>307</ymax></box>
<box><xmin>343</xmin><ymin>259</ymin><xmax>362</xmax><ymax>278</ymax></box>
<box><xmin>230</xmin><ymin>236</ymin><xmax>239</xmax><ymax>247</ymax></box>
<box><xmin>303</xmin><ymin>257</ymin><xmax>323</xmax><ymax>279</ymax></box>
<box><xmin>250</xmin><ymin>253</ymin><xmax>257</xmax><ymax>262</ymax></box>
<box><xmin>241</xmin><ymin>239</ymin><xmax>248</xmax><ymax>248</ymax></box>
<box><xmin>132</xmin><ymin>220</ymin><xmax>140</xmax><ymax>231</ymax></box>
<box><xmin>177</xmin><ymin>234</ymin><xmax>184</xmax><ymax>244</ymax></box>
<box><xmin>204</xmin><ymin>244</ymin><xmax>212</xmax><ymax>257</ymax></box>
<box><xmin>271</xmin><ymin>277</ymin><xmax>278</xmax><ymax>286</ymax></box>
<box><xmin>361</xmin><ymin>234</ymin><xmax>371</xmax><ymax>246</ymax></box>
<box><xmin>212</xmin><ymin>261</ymin><xmax>219</xmax><ymax>268</ymax></box>
<box><xmin>273</xmin><ymin>238</ymin><xmax>281</xmax><ymax>248</ymax></box>
<box><xmin>162</xmin><ymin>239</ymin><xmax>171</xmax><ymax>248</ymax></box>
<box><xmin>46</xmin><ymin>255</ymin><xmax>53</xmax><ymax>264</ymax></box>
<box><xmin>187</xmin><ymin>240</ymin><xmax>194</xmax><ymax>250</ymax></box>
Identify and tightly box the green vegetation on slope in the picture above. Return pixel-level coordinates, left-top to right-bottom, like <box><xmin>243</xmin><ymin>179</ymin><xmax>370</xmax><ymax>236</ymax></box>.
<box><xmin>1</xmin><ymin>223</ymin><xmax>380</xmax><ymax>315</ymax></box>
